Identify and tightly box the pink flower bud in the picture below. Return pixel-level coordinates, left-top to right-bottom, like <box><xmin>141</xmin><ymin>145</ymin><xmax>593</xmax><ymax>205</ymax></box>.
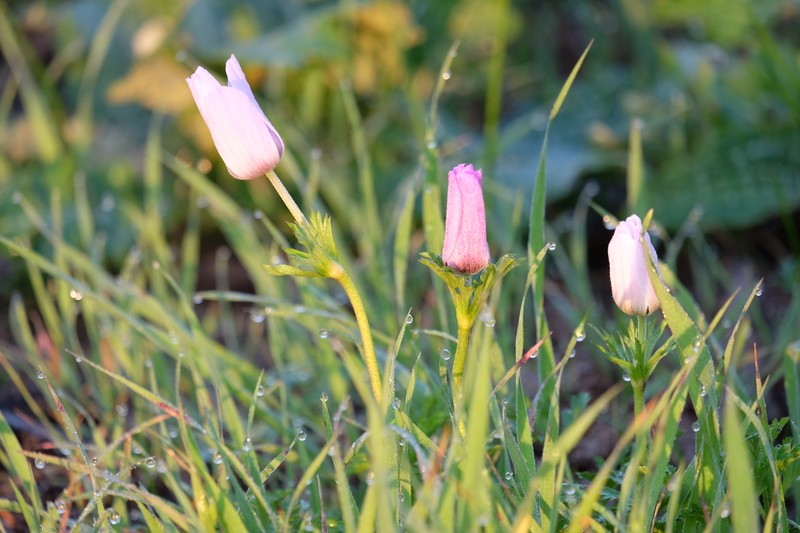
<box><xmin>187</xmin><ymin>55</ymin><xmax>284</xmax><ymax>180</ymax></box>
<box><xmin>608</xmin><ymin>214</ymin><xmax>661</xmax><ymax>315</ymax></box>
<box><xmin>442</xmin><ymin>163</ymin><xmax>491</xmax><ymax>273</ymax></box>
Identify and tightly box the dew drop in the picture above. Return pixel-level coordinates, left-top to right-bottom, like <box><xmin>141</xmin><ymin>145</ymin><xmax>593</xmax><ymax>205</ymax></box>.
<box><xmin>34</xmin><ymin>458</ymin><xmax>45</xmax><ymax>469</ymax></box>
<box><xmin>440</xmin><ymin>348</ymin><xmax>451</xmax><ymax>361</ymax></box>
<box><xmin>91</xmin><ymin>456</ymin><xmax>98</xmax><ymax>466</ymax></box>
<box><xmin>256</xmin><ymin>385</ymin><xmax>265</xmax><ymax>397</ymax></box>
<box><xmin>398</xmin><ymin>438</ymin><xmax>405</xmax><ymax>447</ymax></box>
<box><xmin>405</xmin><ymin>314</ymin><xmax>414</xmax><ymax>325</ymax></box>
<box><xmin>547</xmin><ymin>242</ymin><xmax>557</xmax><ymax>251</ymax></box>
<box><xmin>115</xmin><ymin>403</ymin><xmax>129</xmax><ymax>417</ymax></box>
<box><xmin>212</xmin><ymin>452</ymin><xmax>223</xmax><ymax>465</ymax></box>
<box><xmin>319</xmin><ymin>329</ymin><xmax>330</xmax><ymax>339</ymax></box>
<box><xmin>720</xmin><ymin>503</ymin><xmax>730</xmax><ymax>518</ymax></box>
<box><xmin>250</xmin><ymin>310</ymin><xmax>265</xmax><ymax>324</ymax></box>
<box><xmin>242</xmin><ymin>438</ymin><xmax>252</xmax><ymax>452</ymax></box>
<box><xmin>320</xmin><ymin>392</ymin><xmax>328</xmax><ymax>403</ymax></box>
<box><xmin>576</xmin><ymin>331</ymin><xmax>586</xmax><ymax>342</ymax></box>
<box><xmin>327</xmin><ymin>445</ymin><xmax>336</xmax><ymax>456</ymax></box>
<box><xmin>691</xmin><ymin>421</ymin><xmax>701</xmax><ymax>433</ymax></box>
<box><xmin>366</xmin><ymin>471</ymin><xmax>375</xmax><ymax>485</ymax></box>
<box><xmin>392</xmin><ymin>397</ymin><xmax>401</xmax><ymax>410</ymax></box>
<box><xmin>55</xmin><ymin>498</ymin><xmax>67</xmax><ymax>514</ymax></box>
<box><xmin>297</xmin><ymin>430</ymin><xmax>307</xmax><ymax>442</ymax></box>
<box><xmin>441</xmin><ymin>71</ymin><xmax>452</xmax><ymax>80</ymax></box>
<box><xmin>192</xmin><ymin>294</ymin><xmax>203</xmax><ymax>305</ymax></box>
<box><xmin>603</xmin><ymin>215</ymin><xmax>615</xmax><ymax>230</ymax></box>
<box><xmin>569</xmin><ymin>350</ymin><xmax>576</xmax><ymax>359</ymax></box>
<box><xmin>622</xmin><ymin>373</ymin><xmax>631</xmax><ymax>382</ymax></box>
<box><xmin>109</xmin><ymin>511</ymin><xmax>121</xmax><ymax>525</ymax></box>
<box><xmin>504</xmin><ymin>471</ymin><xmax>513</xmax><ymax>481</ymax></box>
<box><xmin>70</xmin><ymin>289</ymin><xmax>83</xmax><ymax>301</ymax></box>
<box><xmin>426</xmin><ymin>140</ymin><xmax>437</xmax><ymax>150</ymax></box>
<box><xmin>399</xmin><ymin>492</ymin><xmax>405</xmax><ymax>502</ymax></box>
<box><xmin>699</xmin><ymin>385</ymin><xmax>707</xmax><ymax>398</ymax></box>
<box><xmin>563</xmin><ymin>483</ymin><xmax>576</xmax><ymax>495</ymax></box>
<box><xmin>293</xmin><ymin>305</ymin><xmax>306</xmax><ymax>314</ymax></box>
<box><xmin>146</xmin><ymin>457</ymin><xmax>157</xmax><ymax>468</ymax></box>
<box><xmin>755</xmin><ymin>288</ymin><xmax>763</xmax><ymax>297</ymax></box>
<box><xmin>253</xmin><ymin>210</ymin><xmax>264</xmax><ymax>220</ymax></box>
<box><xmin>483</xmin><ymin>317</ymin><xmax>496</xmax><ymax>328</ymax></box>
<box><xmin>37</xmin><ymin>370</ymin><xmax>44</xmax><ymax>380</ymax></box>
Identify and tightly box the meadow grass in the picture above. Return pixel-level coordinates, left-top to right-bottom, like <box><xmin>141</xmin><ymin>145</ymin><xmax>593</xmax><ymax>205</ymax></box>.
<box><xmin>1</xmin><ymin>1</ymin><xmax>799</xmax><ymax>532</ymax></box>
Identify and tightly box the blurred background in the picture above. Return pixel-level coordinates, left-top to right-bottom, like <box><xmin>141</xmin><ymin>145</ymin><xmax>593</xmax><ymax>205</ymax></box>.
<box><xmin>1</xmin><ymin>0</ymin><xmax>799</xmax><ymax>429</ymax></box>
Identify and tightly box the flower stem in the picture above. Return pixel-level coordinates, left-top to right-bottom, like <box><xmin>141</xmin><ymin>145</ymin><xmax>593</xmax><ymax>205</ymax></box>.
<box><xmin>633</xmin><ymin>314</ymin><xmax>648</xmax><ymax>451</ymax></box>
<box><xmin>451</xmin><ymin>324</ymin><xmax>473</xmax><ymax>399</ymax></box>
<box><xmin>335</xmin><ymin>269</ymin><xmax>382</xmax><ymax>403</ymax></box>
<box><xmin>632</xmin><ymin>379</ymin><xmax>646</xmax><ymax>451</ymax></box>
<box><xmin>266</xmin><ymin>170</ymin><xmax>308</xmax><ymax>226</ymax></box>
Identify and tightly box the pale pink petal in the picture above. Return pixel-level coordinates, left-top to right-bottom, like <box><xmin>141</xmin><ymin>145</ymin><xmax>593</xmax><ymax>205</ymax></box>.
<box><xmin>195</xmin><ymin>86</ymin><xmax>281</xmax><ymax>179</ymax></box>
<box><xmin>608</xmin><ymin>214</ymin><xmax>661</xmax><ymax>315</ymax></box>
<box><xmin>224</xmin><ymin>55</ymin><xmax>284</xmax><ymax>156</ymax></box>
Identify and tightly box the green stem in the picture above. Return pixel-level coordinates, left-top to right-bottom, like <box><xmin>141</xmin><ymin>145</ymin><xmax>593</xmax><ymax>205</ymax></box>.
<box><xmin>633</xmin><ymin>315</ymin><xmax>648</xmax><ymax>451</ymax></box>
<box><xmin>451</xmin><ymin>324</ymin><xmax>473</xmax><ymax>399</ymax></box>
<box><xmin>335</xmin><ymin>270</ymin><xmax>382</xmax><ymax>403</ymax></box>
<box><xmin>266</xmin><ymin>170</ymin><xmax>308</xmax><ymax>226</ymax></box>
<box><xmin>632</xmin><ymin>380</ymin><xmax>646</xmax><ymax>451</ymax></box>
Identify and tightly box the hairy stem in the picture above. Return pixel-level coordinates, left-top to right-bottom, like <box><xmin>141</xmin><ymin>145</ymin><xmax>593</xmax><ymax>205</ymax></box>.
<box><xmin>266</xmin><ymin>170</ymin><xmax>308</xmax><ymax>226</ymax></box>
<box><xmin>335</xmin><ymin>270</ymin><xmax>382</xmax><ymax>403</ymax></box>
<box><xmin>451</xmin><ymin>324</ymin><xmax>473</xmax><ymax>399</ymax></box>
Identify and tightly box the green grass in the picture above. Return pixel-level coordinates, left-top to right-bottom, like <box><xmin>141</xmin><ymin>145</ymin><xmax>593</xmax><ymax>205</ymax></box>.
<box><xmin>1</xmin><ymin>1</ymin><xmax>799</xmax><ymax>531</ymax></box>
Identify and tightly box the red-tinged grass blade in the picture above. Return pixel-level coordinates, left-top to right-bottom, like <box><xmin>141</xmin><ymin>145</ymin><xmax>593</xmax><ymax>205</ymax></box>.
<box><xmin>0</xmin><ymin>412</ymin><xmax>41</xmax><ymax>531</ymax></box>
<box><xmin>493</xmin><ymin>333</ymin><xmax>550</xmax><ymax>396</ymax></box>
<box><xmin>723</xmin><ymin>392</ymin><xmax>760</xmax><ymax>533</ymax></box>
<box><xmin>70</xmin><ymin>351</ymin><xmax>204</xmax><ymax>431</ymax></box>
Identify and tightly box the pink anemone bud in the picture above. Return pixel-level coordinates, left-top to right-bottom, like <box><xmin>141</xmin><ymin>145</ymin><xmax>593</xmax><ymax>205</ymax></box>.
<box><xmin>608</xmin><ymin>214</ymin><xmax>661</xmax><ymax>315</ymax></box>
<box><xmin>186</xmin><ymin>54</ymin><xmax>284</xmax><ymax>180</ymax></box>
<box><xmin>442</xmin><ymin>163</ymin><xmax>491</xmax><ymax>274</ymax></box>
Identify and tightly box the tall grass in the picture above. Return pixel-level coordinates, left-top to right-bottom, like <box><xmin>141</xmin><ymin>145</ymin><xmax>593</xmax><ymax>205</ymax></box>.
<box><xmin>0</xmin><ymin>1</ymin><xmax>798</xmax><ymax>532</ymax></box>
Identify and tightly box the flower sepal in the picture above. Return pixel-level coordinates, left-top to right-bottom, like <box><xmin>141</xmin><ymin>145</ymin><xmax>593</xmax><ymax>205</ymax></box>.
<box><xmin>263</xmin><ymin>212</ymin><xmax>343</xmax><ymax>280</ymax></box>
<box><xmin>420</xmin><ymin>252</ymin><xmax>522</xmax><ymax>328</ymax></box>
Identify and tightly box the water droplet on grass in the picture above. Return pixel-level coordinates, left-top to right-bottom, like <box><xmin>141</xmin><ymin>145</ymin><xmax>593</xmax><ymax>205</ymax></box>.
<box><xmin>319</xmin><ymin>329</ymin><xmax>330</xmax><ymax>339</ymax></box>
<box><xmin>192</xmin><ymin>294</ymin><xmax>203</xmax><ymax>305</ymax></box>
<box><xmin>547</xmin><ymin>242</ymin><xmax>557</xmax><ymax>251</ymax></box>
<box><xmin>504</xmin><ymin>471</ymin><xmax>513</xmax><ymax>481</ymax></box>
<box><xmin>34</xmin><ymin>458</ymin><xmax>45</xmax><ymax>469</ymax></box>
<box><xmin>115</xmin><ymin>403</ymin><xmax>128</xmax><ymax>417</ymax></box>
<box><xmin>36</xmin><ymin>370</ymin><xmax>44</xmax><ymax>379</ymax></box>
<box><xmin>293</xmin><ymin>305</ymin><xmax>306</xmax><ymax>314</ymax></box>
<box><xmin>603</xmin><ymin>215</ymin><xmax>615</xmax><ymax>230</ymax></box>
<box><xmin>212</xmin><ymin>452</ymin><xmax>223</xmax><ymax>465</ymax></box>
<box><xmin>393</xmin><ymin>397</ymin><xmax>401</xmax><ymax>410</ymax></box>
<box><xmin>405</xmin><ymin>314</ymin><xmax>414</xmax><ymax>325</ymax></box>
<box><xmin>297</xmin><ymin>430</ymin><xmax>307</xmax><ymax>442</ymax></box>
<box><xmin>440</xmin><ymin>348</ymin><xmax>451</xmax><ymax>361</ymax></box>
<box><xmin>55</xmin><ymin>499</ymin><xmax>67</xmax><ymax>514</ymax></box>
<box><xmin>253</xmin><ymin>210</ymin><xmax>264</xmax><ymax>220</ymax></box>
<box><xmin>70</xmin><ymin>289</ymin><xmax>83</xmax><ymax>301</ymax></box>
<box><xmin>691</xmin><ymin>421</ymin><xmax>700</xmax><ymax>433</ymax></box>
<box><xmin>109</xmin><ymin>511</ymin><xmax>121</xmax><ymax>525</ymax></box>
<box><xmin>320</xmin><ymin>392</ymin><xmax>328</xmax><ymax>402</ymax></box>
<box><xmin>622</xmin><ymin>373</ymin><xmax>631</xmax><ymax>382</ymax></box>
<box><xmin>441</xmin><ymin>71</ymin><xmax>451</xmax><ymax>80</ymax></box>
<box><xmin>242</xmin><ymin>438</ymin><xmax>252</xmax><ymax>452</ymax></box>
<box><xmin>256</xmin><ymin>385</ymin><xmax>265</xmax><ymax>397</ymax></box>
<box><xmin>146</xmin><ymin>457</ymin><xmax>157</xmax><ymax>468</ymax></box>
<box><xmin>756</xmin><ymin>288</ymin><xmax>763</xmax><ymax>297</ymax></box>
